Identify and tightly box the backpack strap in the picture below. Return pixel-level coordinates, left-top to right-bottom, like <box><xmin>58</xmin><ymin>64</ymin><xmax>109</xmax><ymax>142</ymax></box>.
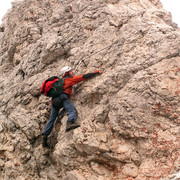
<box><xmin>41</xmin><ymin>76</ymin><xmax>59</xmax><ymax>95</ymax></box>
<box><xmin>61</xmin><ymin>77</ymin><xmax>70</xmax><ymax>90</ymax></box>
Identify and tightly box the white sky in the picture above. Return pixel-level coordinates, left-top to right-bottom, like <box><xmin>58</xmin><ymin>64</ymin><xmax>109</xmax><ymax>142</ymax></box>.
<box><xmin>161</xmin><ymin>0</ymin><xmax>180</xmax><ymax>27</ymax></box>
<box><xmin>0</xmin><ymin>0</ymin><xmax>13</xmax><ymax>24</ymax></box>
<box><xmin>0</xmin><ymin>0</ymin><xmax>180</xmax><ymax>26</ymax></box>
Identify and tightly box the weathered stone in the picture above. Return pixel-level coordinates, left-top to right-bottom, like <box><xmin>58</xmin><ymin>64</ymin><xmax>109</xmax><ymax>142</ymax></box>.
<box><xmin>121</xmin><ymin>163</ymin><xmax>138</xmax><ymax>177</ymax></box>
<box><xmin>0</xmin><ymin>0</ymin><xmax>179</xmax><ymax>179</ymax></box>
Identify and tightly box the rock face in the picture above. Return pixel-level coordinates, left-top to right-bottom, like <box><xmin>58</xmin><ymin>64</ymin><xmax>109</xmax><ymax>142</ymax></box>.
<box><xmin>0</xmin><ymin>0</ymin><xmax>179</xmax><ymax>179</ymax></box>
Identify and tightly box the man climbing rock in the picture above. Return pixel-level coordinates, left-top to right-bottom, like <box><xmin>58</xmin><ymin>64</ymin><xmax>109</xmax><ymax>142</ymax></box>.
<box><xmin>42</xmin><ymin>66</ymin><xmax>103</xmax><ymax>147</ymax></box>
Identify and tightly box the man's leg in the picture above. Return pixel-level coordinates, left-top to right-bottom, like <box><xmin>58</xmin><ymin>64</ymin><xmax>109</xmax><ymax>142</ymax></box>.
<box><xmin>42</xmin><ymin>106</ymin><xmax>59</xmax><ymax>147</ymax></box>
<box><xmin>63</xmin><ymin>98</ymin><xmax>80</xmax><ymax>131</ymax></box>
<box><xmin>63</xmin><ymin>98</ymin><xmax>77</xmax><ymax>123</ymax></box>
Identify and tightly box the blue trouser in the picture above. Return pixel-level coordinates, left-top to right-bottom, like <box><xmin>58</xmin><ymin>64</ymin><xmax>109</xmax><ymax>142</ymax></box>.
<box><xmin>42</xmin><ymin>94</ymin><xmax>77</xmax><ymax>136</ymax></box>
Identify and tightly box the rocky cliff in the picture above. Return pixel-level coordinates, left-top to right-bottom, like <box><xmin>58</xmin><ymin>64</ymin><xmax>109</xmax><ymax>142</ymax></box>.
<box><xmin>0</xmin><ymin>0</ymin><xmax>180</xmax><ymax>179</ymax></box>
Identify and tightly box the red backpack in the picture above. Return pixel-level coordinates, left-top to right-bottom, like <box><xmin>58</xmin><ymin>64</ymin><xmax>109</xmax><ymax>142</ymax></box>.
<box><xmin>41</xmin><ymin>76</ymin><xmax>65</xmax><ymax>98</ymax></box>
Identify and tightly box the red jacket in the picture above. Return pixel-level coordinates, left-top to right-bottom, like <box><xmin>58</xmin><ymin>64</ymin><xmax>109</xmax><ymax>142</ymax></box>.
<box><xmin>63</xmin><ymin>71</ymin><xmax>100</xmax><ymax>98</ymax></box>
<box><xmin>63</xmin><ymin>75</ymin><xmax>85</xmax><ymax>97</ymax></box>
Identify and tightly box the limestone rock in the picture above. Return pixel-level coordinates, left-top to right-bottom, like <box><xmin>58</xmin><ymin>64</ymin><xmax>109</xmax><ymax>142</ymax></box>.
<box><xmin>0</xmin><ymin>0</ymin><xmax>179</xmax><ymax>179</ymax></box>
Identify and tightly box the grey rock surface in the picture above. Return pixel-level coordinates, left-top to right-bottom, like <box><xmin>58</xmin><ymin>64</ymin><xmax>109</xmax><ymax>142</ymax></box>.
<box><xmin>0</xmin><ymin>0</ymin><xmax>179</xmax><ymax>179</ymax></box>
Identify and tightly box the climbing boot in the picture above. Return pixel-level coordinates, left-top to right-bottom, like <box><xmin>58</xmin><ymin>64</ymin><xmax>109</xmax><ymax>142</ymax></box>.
<box><xmin>66</xmin><ymin>121</ymin><xmax>80</xmax><ymax>132</ymax></box>
<box><xmin>42</xmin><ymin>135</ymin><xmax>49</xmax><ymax>148</ymax></box>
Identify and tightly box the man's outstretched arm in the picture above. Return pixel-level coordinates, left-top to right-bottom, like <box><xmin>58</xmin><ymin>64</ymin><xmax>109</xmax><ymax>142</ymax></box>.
<box><xmin>67</xmin><ymin>70</ymin><xmax>103</xmax><ymax>86</ymax></box>
<box><xmin>82</xmin><ymin>70</ymin><xmax>103</xmax><ymax>79</ymax></box>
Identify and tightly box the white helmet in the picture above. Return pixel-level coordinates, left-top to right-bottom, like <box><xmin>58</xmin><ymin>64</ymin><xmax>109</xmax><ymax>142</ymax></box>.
<box><xmin>61</xmin><ymin>66</ymin><xmax>72</xmax><ymax>75</ymax></box>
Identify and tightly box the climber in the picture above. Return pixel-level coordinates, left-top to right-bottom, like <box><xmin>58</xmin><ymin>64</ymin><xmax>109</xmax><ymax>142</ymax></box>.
<box><xmin>42</xmin><ymin>66</ymin><xmax>103</xmax><ymax>147</ymax></box>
